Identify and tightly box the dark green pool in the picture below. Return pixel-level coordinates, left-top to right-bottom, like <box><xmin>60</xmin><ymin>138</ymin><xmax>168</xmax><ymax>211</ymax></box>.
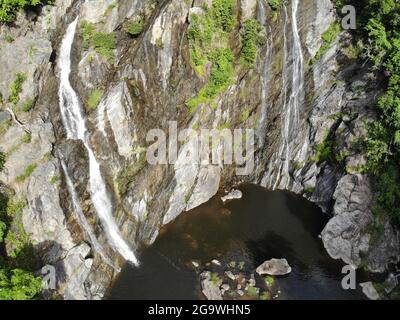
<box><xmin>108</xmin><ymin>184</ymin><xmax>366</xmax><ymax>300</ymax></box>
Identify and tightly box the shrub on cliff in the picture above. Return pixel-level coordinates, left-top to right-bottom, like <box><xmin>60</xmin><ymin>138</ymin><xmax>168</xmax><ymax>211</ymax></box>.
<box><xmin>0</xmin><ymin>0</ymin><xmax>54</xmax><ymax>23</ymax></box>
<box><xmin>336</xmin><ymin>0</ymin><xmax>400</xmax><ymax>224</ymax></box>
<box><xmin>0</xmin><ymin>191</ymin><xmax>41</xmax><ymax>300</ymax></box>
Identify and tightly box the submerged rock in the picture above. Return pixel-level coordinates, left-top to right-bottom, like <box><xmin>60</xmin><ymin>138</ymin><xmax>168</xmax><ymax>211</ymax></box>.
<box><xmin>256</xmin><ymin>259</ymin><xmax>292</xmax><ymax>276</ymax></box>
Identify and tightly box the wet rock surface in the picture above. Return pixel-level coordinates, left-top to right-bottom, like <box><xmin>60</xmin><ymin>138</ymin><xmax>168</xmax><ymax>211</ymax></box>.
<box><xmin>256</xmin><ymin>259</ymin><xmax>292</xmax><ymax>276</ymax></box>
<box><xmin>0</xmin><ymin>0</ymin><xmax>399</xmax><ymax>300</ymax></box>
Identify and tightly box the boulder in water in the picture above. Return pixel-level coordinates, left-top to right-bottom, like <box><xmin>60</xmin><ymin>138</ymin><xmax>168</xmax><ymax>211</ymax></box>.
<box><xmin>200</xmin><ymin>272</ymin><xmax>223</xmax><ymax>301</ymax></box>
<box><xmin>360</xmin><ymin>282</ymin><xmax>380</xmax><ymax>300</ymax></box>
<box><xmin>256</xmin><ymin>259</ymin><xmax>292</xmax><ymax>276</ymax></box>
<box><xmin>221</xmin><ymin>190</ymin><xmax>243</xmax><ymax>203</ymax></box>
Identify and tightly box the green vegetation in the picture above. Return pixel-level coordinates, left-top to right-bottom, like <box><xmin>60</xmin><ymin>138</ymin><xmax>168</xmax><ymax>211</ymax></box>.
<box><xmin>186</xmin><ymin>0</ymin><xmax>266</xmax><ymax>113</ymax></box>
<box><xmin>246</xmin><ymin>285</ymin><xmax>259</xmax><ymax>297</ymax></box>
<box><xmin>117</xmin><ymin>151</ymin><xmax>146</xmax><ymax>196</ymax></box>
<box><xmin>126</xmin><ymin>19</ymin><xmax>144</xmax><ymax>37</ymax></box>
<box><xmin>186</xmin><ymin>1</ymin><xmax>238</xmax><ymax>112</ymax></box>
<box><xmin>314</xmin><ymin>22</ymin><xmax>341</xmax><ymax>61</ymax></box>
<box><xmin>21</xmin><ymin>133</ymin><xmax>31</xmax><ymax>144</ymax></box>
<box><xmin>15</xmin><ymin>163</ymin><xmax>37</xmax><ymax>183</ymax></box>
<box><xmin>240</xmin><ymin>19</ymin><xmax>264</xmax><ymax>66</ymax></box>
<box><xmin>0</xmin><ymin>177</ymin><xmax>41</xmax><ymax>300</ymax></box>
<box><xmin>187</xmin><ymin>47</ymin><xmax>234</xmax><ymax>112</ymax></box>
<box><xmin>0</xmin><ymin>268</ymin><xmax>41</xmax><ymax>300</ymax></box>
<box><xmin>240</xmin><ymin>107</ymin><xmax>251</xmax><ymax>123</ymax></box>
<box><xmin>80</xmin><ymin>21</ymin><xmax>116</xmax><ymax>63</ymax></box>
<box><xmin>0</xmin><ymin>120</ymin><xmax>11</xmax><ymax>137</ymax></box>
<box><xmin>260</xmin><ymin>291</ymin><xmax>271</xmax><ymax>300</ymax></box>
<box><xmin>0</xmin><ymin>152</ymin><xmax>5</xmax><ymax>172</ymax></box>
<box><xmin>50</xmin><ymin>175</ymin><xmax>60</xmax><ymax>185</ymax></box>
<box><xmin>8</xmin><ymin>73</ymin><xmax>26</xmax><ymax>105</ymax></box>
<box><xmin>4</xmin><ymin>34</ymin><xmax>14</xmax><ymax>43</ymax></box>
<box><xmin>264</xmin><ymin>276</ymin><xmax>275</xmax><ymax>287</ymax></box>
<box><xmin>335</xmin><ymin>0</ymin><xmax>400</xmax><ymax>224</ymax></box>
<box><xmin>312</xmin><ymin>136</ymin><xmax>334</xmax><ymax>163</ymax></box>
<box><xmin>210</xmin><ymin>272</ymin><xmax>222</xmax><ymax>286</ymax></box>
<box><xmin>86</xmin><ymin>89</ymin><xmax>104</xmax><ymax>112</ymax></box>
<box><xmin>0</xmin><ymin>155</ymin><xmax>40</xmax><ymax>300</ymax></box>
<box><xmin>0</xmin><ymin>0</ymin><xmax>54</xmax><ymax>23</ymax></box>
<box><xmin>211</xmin><ymin>0</ymin><xmax>235</xmax><ymax>32</ymax></box>
<box><xmin>20</xmin><ymin>98</ymin><xmax>34</xmax><ymax>112</ymax></box>
<box><xmin>267</xmin><ymin>0</ymin><xmax>282</xmax><ymax>11</ymax></box>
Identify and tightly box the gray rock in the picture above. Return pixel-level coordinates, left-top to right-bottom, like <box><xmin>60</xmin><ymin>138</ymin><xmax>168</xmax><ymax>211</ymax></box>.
<box><xmin>321</xmin><ymin>174</ymin><xmax>399</xmax><ymax>272</ymax></box>
<box><xmin>384</xmin><ymin>274</ymin><xmax>399</xmax><ymax>294</ymax></box>
<box><xmin>360</xmin><ymin>282</ymin><xmax>380</xmax><ymax>301</ymax></box>
<box><xmin>225</xmin><ymin>271</ymin><xmax>236</xmax><ymax>281</ymax></box>
<box><xmin>211</xmin><ymin>259</ymin><xmax>222</xmax><ymax>266</ymax></box>
<box><xmin>221</xmin><ymin>283</ymin><xmax>230</xmax><ymax>291</ymax></box>
<box><xmin>200</xmin><ymin>272</ymin><xmax>223</xmax><ymax>301</ymax></box>
<box><xmin>221</xmin><ymin>190</ymin><xmax>243</xmax><ymax>203</ymax></box>
<box><xmin>256</xmin><ymin>259</ymin><xmax>292</xmax><ymax>276</ymax></box>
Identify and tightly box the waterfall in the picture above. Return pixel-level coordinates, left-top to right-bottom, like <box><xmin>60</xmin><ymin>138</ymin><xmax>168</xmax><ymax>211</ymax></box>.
<box><xmin>58</xmin><ymin>18</ymin><xmax>138</xmax><ymax>265</ymax></box>
<box><xmin>257</xmin><ymin>0</ymin><xmax>267</xmax><ymax>26</ymax></box>
<box><xmin>261</xmin><ymin>0</ymin><xmax>306</xmax><ymax>190</ymax></box>
<box><xmin>61</xmin><ymin>160</ymin><xmax>120</xmax><ymax>271</ymax></box>
<box><xmin>257</xmin><ymin>25</ymin><xmax>273</xmax><ymax>147</ymax></box>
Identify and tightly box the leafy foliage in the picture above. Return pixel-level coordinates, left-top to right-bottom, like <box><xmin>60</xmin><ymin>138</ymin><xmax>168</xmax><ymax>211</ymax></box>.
<box><xmin>240</xmin><ymin>19</ymin><xmax>264</xmax><ymax>66</ymax></box>
<box><xmin>267</xmin><ymin>0</ymin><xmax>282</xmax><ymax>11</ymax></box>
<box><xmin>0</xmin><ymin>267</ymin><xmax>41</xmax><ymax>300</ymax></box>
<box><xmin>86</xmin><ymin>89</ymin><xmax>103</xmax><ymax>112</ymax></box>
<box><xmin>186</xmin><ymin>1</ymin><xmax>237</xmax><ymax>111</ymax></box>
<box><xmin>80</xmin><ymin>21</ymin><xmax>116</xmax><ymax>63</ymax></box>
<box><xmin>126</xmin><ymin>19</ymin><xmax>144</xmax><ymax>37</ymax></box>
<box><xmin>0</xmin><ymin>190</ymin><xmax>41</xmax><ymax>300</ymax></box>
<box><xmin>15</xmin><ymin>163</ymin><xmax>37</xmax><ymax>183</ymax></box>
<box><xmin>187</xmin><ymin>47</ymin><xmax>234</xmax><ymax>111</ymax></box>
<box><xmin>211</xmin><ymin>0</ymin><xmax>235</xmax><ymax>32</ymax></box>
<box><xmin>8</xmin><ymin>73</ymin><xmax>26</xmax><ymax>105</ymax></box>
<box><xmin>336</xmin><ymin>0</ymin><xmax>400</xmax><ymax>223</ymax></box>
<box><xmin>0</xmin><ymin>0</ymin><xmax>54</xmax><ymax>23</ymax></box>
<box><xmin>315</xmin><ymin>22</ymin><xmax>341</xmax><ymax>61</ymax></box>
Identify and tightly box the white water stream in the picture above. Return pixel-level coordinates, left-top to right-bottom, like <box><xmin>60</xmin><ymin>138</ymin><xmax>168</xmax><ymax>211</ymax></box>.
<box><xmin>58</xmin><ymin>18</ymin><xmax>138</xmax><ymax>265</ymax></box>
<box><xmin>272</xmin><ymin>0</ymin><xmax>305</xmax><ymax>189</ymax></box>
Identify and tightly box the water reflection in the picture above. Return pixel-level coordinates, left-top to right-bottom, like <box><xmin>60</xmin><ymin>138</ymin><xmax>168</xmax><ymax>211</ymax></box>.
<box><xmin>108</xmin><ymin>185</ymin><xmax>365</xmax><ymax>300</ymax></box>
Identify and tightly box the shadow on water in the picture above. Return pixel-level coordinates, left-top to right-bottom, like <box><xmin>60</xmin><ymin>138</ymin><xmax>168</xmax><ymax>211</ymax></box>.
<box><xmin>108</xmin><ymin>184</ymin><xmax>366</xmax><ymax>300</ymax></box>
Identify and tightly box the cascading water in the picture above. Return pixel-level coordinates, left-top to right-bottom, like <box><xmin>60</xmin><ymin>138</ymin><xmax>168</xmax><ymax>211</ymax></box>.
<box><xmin>257</xmin><ymin>25</ymin><xmax>273</xmax><ymax>148</ymax></box>
<box><xmin>61</xmin><ymin>160</ymin><xmax>120</xmax><ymax>271</ymax></box>
<box><xmin>58</xmin><ymin>18</ymin><xmax>138</xmax><ymax>265</ymax></box>
<box><xmin>263</xmin><ymin>0</ymin><xmax>305</xmax><ymax>190</ymax></box>
<box><xmin>257</xmin><ymin>0</ymin><xmax>267</xmax><ymax>26</ymax></box>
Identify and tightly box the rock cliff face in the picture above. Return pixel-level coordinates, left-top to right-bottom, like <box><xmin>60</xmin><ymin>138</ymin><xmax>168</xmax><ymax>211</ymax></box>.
<box><xmin>0</xmin><ymin>0</ymin><xmax>398</xmax><ymax>299</ymax></box>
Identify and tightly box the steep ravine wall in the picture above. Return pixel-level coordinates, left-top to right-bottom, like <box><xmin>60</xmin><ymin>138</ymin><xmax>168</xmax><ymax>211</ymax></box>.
<box><xmin>0</xmin><ymin>0</ymin><xmax>398</xmax><ymax>300</ymax></box>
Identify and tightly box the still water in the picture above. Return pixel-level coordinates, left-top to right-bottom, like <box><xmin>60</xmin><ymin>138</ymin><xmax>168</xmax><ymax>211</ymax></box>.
<box><xmin>108</xmin><ymin>185</ymin><xmax>365</xmax><ymax>300</ymax></box>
